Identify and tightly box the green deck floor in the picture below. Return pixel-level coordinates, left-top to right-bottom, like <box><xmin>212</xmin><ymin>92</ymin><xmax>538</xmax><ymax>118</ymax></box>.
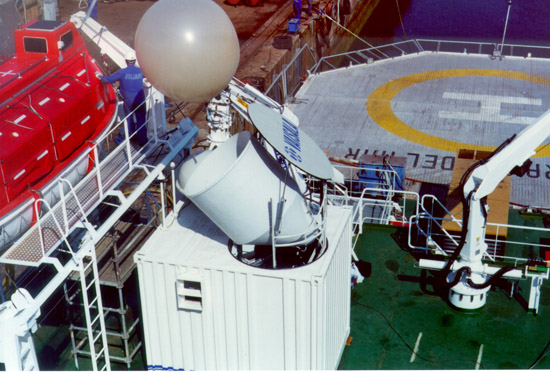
<box><xmin>13</xmin><ymin>212</ymin><xmax>550</xmax><ymax>371</ymax></box>
<box><xmin>339</xmin><ymin>222</ymin><xmax>550</xmax><ymax>370</ymax></box>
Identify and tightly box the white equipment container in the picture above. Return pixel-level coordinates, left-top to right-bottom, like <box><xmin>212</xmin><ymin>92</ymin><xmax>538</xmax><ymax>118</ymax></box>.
<box><xmin>182</xmin><ymin>131</ymin><xmax>315</xmax><ymax>246</ymax></box>
<box><xmin>135</xmin><ymin>203</ymin><xmax>352</xmax><ymax>370</ymax></box>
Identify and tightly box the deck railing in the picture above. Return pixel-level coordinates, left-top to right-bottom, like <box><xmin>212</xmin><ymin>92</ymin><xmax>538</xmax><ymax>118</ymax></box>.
<box><xmin>265</xmin><ymin>44</ymin><xmax>318</xmax><ymax>104</ymax></box>
<box><xmin>311</xmin><ymin>163</ymin><xmax>419</xmax><ymax>251</ymax></box>
<box><xmin>317</xmin><ymin>161</ymin><xmax>550</xmax><ymax>268</ymax></box>
<box><xmin>0</xmin><ymin>89</ymin><xmax>196</xmax><ymax>268</ymax></box>
<box><xmin>409</xmin><ymin>194</ymin><xmax>550</xmax><ymax>268</ymax></box>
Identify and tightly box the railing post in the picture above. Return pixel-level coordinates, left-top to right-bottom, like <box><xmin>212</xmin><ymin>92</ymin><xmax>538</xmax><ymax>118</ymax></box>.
<box><xmin>171</xmin><ymin>162</ymin><xmax>177</xmax><ymax>211</ymax></box>
<box><xmin>122</xmin><ymin>115</ymin><xmax>134</xmax><ymax>168</ymax></box>
<box><xmin>93</xmin><ymin>145</ymin><xmax>104</xmax><ymax>200</ymax></box>
<box><xmin>152</xmin><ymin>96</ymin><xmax>159</xmax><ymax>143</ymax></box>
<box><xmin>34</xmin><ymin>201</ymin><xmax>46</xmax><ymax>257</ymax></box>
<box><xmin>159</xmin><ymin>172</ymin><xmax>166</xmax><ymax>229</ymax></box>
<box><xmin>282</xmin><ymin>66</ymin><xmax>288</xmax><ymax>104</ymax></box>
<box><xmin>59</xmin><ymin>178</ymin><xmax>93</xmax><ymax>230</ymax></box>
<box><xmin>58</xmin><ymin>179</ymin><xmax>69</xmax><ymax>233</ymax></box>
<box><xmin>270</xmin><ymin>198</ymin><xmax>277</xmax><ymax>269</ymax></box>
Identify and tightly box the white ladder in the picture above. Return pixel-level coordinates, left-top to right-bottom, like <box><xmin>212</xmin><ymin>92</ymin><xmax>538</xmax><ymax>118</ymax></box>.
<box><xmin>16</xmin><ymin>331</ymin><xmax>40</xmax><ymax>371</ymax></box>
<box><xmin>75</xmin><ymin>244</ymin><xmax>111</xmax><ymax>371</ymax></box>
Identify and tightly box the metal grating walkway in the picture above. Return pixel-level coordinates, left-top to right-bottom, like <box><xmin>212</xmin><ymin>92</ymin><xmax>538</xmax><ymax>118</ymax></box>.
<box><xmin>0</xmin><ymin>127</ymin><xmax>196</xmax><ymax>266</ymax></box>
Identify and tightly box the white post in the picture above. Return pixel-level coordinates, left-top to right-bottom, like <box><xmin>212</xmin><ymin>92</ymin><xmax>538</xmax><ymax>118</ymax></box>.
<box><xmin>159</xmin><ymin>173</ymin><xmax>166</xmax><ymax>229</ymax></box>
<box><xmin>528</xmin><ymin>276</ymin><xmax>543</xmax><ymax>314</ymax></box>
<box><xmin>171</xmin><ymin>162</ymin><xmax>177</xmax><ymax>211</ymax></box>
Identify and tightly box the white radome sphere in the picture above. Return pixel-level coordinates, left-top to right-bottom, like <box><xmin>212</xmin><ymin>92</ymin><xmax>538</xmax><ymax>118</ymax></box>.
<box><xmin>135</xmin><ymin>0</ymin><xmax>240</xmax><ymax>102</ymax></box>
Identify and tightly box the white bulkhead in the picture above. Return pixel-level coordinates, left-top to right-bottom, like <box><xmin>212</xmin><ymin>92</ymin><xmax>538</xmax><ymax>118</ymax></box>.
<box><xmin>135</xmin><ymin>204</ymin><xmax>352</xmax><ymax>370</ymax></box>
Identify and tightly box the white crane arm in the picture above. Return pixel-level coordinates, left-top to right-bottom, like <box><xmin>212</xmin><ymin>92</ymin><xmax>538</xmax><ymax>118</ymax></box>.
<box><xmin>469</xmin><ymin>109</ymin><xmax>550</xmax><ymax>200</ymax></box>
<box><xmin>227</xmin><ymin>78</ymin><xmax>300</xmax><ymax>127</ymax></box>
<box><xmin>70</xmin><ymin>11</ymin><xmax>134</xmax><ymax>69</ymax></box>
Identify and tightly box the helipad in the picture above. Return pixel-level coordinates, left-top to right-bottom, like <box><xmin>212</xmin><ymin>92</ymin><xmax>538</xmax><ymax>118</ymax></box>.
<box><xmin>290</xmin><ymin>50</ymin><xmax>550</xmax><ymax>208</ymax></box>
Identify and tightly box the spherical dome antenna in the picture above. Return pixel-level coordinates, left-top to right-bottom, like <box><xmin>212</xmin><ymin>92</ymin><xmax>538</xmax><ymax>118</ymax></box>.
<box><xmin>135</xmin><ymin>0</ymin><xmax>240</xmax><ymax>102</ymax></box>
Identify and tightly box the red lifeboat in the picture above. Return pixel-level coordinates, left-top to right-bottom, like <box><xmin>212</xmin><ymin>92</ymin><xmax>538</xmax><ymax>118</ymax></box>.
<box><xmin>0</xmin><ymin>19</ymin><xmax>117</xmax><ymax>250</ymax></box>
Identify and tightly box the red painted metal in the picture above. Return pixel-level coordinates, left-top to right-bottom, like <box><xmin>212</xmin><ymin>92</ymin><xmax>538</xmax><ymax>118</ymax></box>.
<box><xmin>0</xmin><ymin>20</ymin><xmax>117</xmax><ymax>221</ymax></box>
<box><xmin>244</xmin><ymin>0</ymin><xmax>261</xmax><ymax>6</ymax></box>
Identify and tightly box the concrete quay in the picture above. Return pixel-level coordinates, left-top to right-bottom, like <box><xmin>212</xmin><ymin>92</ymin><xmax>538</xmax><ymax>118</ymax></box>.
<box><xmin>57</xmin><ymin>0</ymin><xmax>380</xmax><ymax>144</ymax></box>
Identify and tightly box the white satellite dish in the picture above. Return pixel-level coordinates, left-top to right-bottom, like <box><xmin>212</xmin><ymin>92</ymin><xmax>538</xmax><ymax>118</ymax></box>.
<box><xmin>248</xmin><ymin>103</ymin><xmax>334</xmax><ymax>180</ymax></box>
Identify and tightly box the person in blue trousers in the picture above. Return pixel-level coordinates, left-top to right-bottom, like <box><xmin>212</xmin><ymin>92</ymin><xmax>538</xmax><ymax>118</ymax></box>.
<box><xmin>97</xmin><ymin>51</ymin><xmax>147</xmax><ymax>145</ymax></box>
<box><xmin>293</xmin><ymin>0</ymin><xmax>302</xmax><ymax>20</ymax></box>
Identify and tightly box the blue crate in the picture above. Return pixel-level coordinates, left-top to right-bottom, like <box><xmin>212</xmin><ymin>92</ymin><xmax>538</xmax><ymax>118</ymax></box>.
<box><xmin>353</xmin><ymin>155</ymin><xmax>406</xmax><ymax>195</ymax></box>
<box><xmin>287</xmin><ymin>18</ymin><xmax>300</xmax><ymax>34</ymax></box>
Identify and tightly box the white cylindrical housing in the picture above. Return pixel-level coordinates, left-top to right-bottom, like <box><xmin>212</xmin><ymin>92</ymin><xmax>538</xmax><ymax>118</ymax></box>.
<box><xmin>182</xmin><ymin>131</ymin><xmax>314</xmax><ymax>245</ymax></box>
<box><xmin>176</xmin><ymin>150</ymin><xmax>211</xmax><ymax>194</ymax></box>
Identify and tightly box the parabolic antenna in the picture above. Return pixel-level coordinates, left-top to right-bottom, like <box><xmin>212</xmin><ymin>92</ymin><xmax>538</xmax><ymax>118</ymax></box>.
<box><xmin>248</xmin><ymin>103</ymin><xmax>334</xmax><ymax>180</ymax></box>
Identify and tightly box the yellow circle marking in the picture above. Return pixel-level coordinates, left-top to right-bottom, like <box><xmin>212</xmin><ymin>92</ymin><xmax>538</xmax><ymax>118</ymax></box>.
<box><xmin>366</xmin><ymin>69</ymin><xmax>550</xmax><ymax>157</ymax></box>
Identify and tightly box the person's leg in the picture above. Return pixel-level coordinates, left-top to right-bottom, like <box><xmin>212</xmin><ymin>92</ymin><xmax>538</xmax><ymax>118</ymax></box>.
<box><xmin>134</xmin><ymin>104</ymin><xmax>148</xmax><ymax>145</ymax></box>
<box><xmin>293</xmin><ymin>0</ymin><xmax>301</xmax><ymax>20</ymax></box>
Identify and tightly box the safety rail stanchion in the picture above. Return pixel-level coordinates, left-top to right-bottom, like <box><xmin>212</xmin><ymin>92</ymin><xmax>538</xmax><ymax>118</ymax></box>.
<box><xmin>123</xmin><ymin>118</ymin><xmax>133</xmax><ymax>169</ymax></box>
<box><xmin>408</xmin><ymin>215</ymin><xmax>417</xmax><ymax>251</ymax></box>
<box><xmin>59</xmin><ymin>180</ymin><xmax>70</xmax><ymax>233</ymax></box>
<box><xmin>270</xmin><ymin>198</ymin><xmax>277</xmax><ymax>269</ymax></box>
<box><xmin>59</xmin><ymin>178</ymin><xmax>94</xmax><ymax>229</ymax></box>
<box><xmin>33</xmin><ymin>198</ymin><xmax>78</xmax><ymax>259</ymax></box>
<box><xmin>321</xmin><ymin>182</ymin><xmax>328</xmax><ymax>252</ymax></box>
<box><xmin>93</xmin><ymin>144</ymin><xmax>104</xmax><ymax>200</ymax></box>
<box><xmin>159</xmin><ymin>172</ymin><xmax>166</xmax><ymax>230</ymax></box>
<box><xmin>34</xmin><ymin>202</ymin><xmax>46</xmax><ymax>257</ymax></box>
<box><xmin>281</xmin><ymin>67</ymin><xmax>288</xmax><ymax>102</ymax></box>
<box><xmin>151</xmin><ymin>94</ymin><xmax>159</xmax><ymax>142</ymax></box>
<box><xmin>420</xmin><ymin>194</ymin><xmax>462</xmax><ymax>228</ymax></box>
<box><xmin>413</xmin><ymin>39</ymin><xmax>424</xmax><ymax>52</ymax></box>
<box><xmin>170</xmin><ymin>162</ymin><xmax>178</xmax><ymax>216</ymax></box>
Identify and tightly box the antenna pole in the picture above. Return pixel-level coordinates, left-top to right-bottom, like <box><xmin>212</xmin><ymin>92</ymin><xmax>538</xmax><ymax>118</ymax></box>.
<box><xmin>499</xmin><ymin>0</ymin><xmax>512</xmax><ymax>52</ymax></box>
